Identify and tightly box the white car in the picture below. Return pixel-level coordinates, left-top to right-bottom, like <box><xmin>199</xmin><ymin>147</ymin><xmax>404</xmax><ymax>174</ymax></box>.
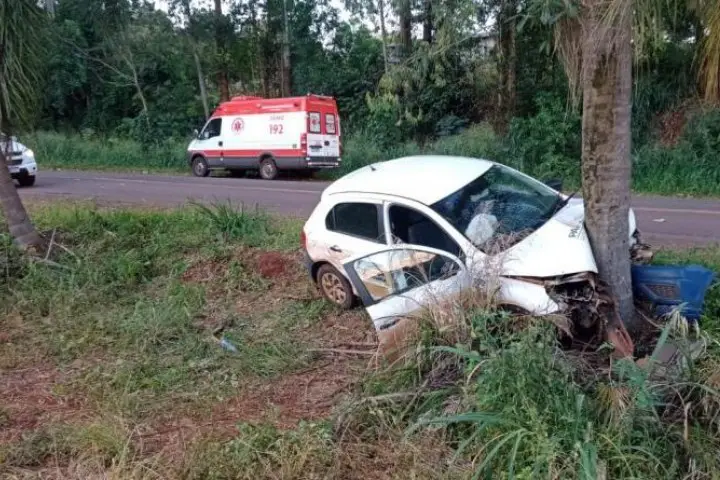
<box><xmin>2</xmin><ymin>134</ymin><xmax>37</xmax><ymax>187</ymax></box>
<box><xmin>302</xmin><ymin>155</ymin><xmax>644</xmax><ymax>334</ymax></box>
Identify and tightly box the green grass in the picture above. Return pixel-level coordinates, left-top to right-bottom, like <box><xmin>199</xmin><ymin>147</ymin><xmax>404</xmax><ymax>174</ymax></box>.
<box><xmin>0</xmin><ymin>203</ymin><xmax>308</xmax><ymax>423</ymax></box>
<box><xmin>28</xmin><ymin>131</ymin><xmax>188</xmax><ymax>173</ymax></box>
<box><xmin>2</xmin><ymin>203</ymin><xmax>719</xmax><ymax>478</ymax></box>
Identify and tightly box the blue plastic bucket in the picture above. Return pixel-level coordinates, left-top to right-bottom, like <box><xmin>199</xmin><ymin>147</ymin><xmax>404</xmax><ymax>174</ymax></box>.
<box><xmin>631</xmin><ymin>264</ymin><xmax>716</xmax><ymax>322</ymax></box>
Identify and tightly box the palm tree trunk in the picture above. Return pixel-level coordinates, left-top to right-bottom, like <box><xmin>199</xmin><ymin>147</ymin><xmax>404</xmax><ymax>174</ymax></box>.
<box><xmin>580</xmin><ymin>0</ymin><xmax>635</xmax><ymax>326</ymax></box>
<box><xmin>0</xmin><ymin>149</ymin><xmax>43</xmax><ymax>250</ymax></box>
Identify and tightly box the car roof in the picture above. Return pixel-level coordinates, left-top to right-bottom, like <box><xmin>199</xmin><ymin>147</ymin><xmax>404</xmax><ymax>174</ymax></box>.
<box><xmin>322</xmin><ymin>155</ymin><xmax>496</xmax><ymax>205</ymax></box>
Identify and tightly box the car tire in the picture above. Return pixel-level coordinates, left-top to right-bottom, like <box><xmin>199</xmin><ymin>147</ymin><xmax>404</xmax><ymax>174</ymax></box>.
<box><xmin>17</xmin><ymin>175</ymin><xmax>35</xmax><ymax>187</ymax></box>
<box><xmin>317</xmin><ymin>264</ymin><xmax>354</xmax><ymax>310</ymax></box>
<box><xmin>259</xmin><ymin>157</ymin><xmax>278</xmax><ymax>180</ymax></box>
<box><xmin>192</xmin><ymin>156</ymin><xmax>210</xmax><ymax>177</ymax></box>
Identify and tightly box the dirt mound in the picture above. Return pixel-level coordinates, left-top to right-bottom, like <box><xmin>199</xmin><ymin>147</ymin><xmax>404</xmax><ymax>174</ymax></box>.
<box><xmin>255</xmin><ymin>251</ymin><xmax>290</xmax><ymax>279</ymax></box>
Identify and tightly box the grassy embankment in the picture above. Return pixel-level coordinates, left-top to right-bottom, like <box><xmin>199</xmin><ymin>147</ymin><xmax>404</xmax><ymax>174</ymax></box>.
<box><xmin>29</xmin><ymin>124</ymin><xmax>720</xmax><ymax>197</ymax></box>
<box><xmin>0</xmin><ymin>202</ymin><xmax>719</xmax><ymax>478</ymax></box>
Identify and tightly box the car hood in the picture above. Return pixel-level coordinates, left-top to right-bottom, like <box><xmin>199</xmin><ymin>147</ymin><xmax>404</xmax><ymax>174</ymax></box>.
<box><xmin>497</xmin><ymin>199</ymin><xmax>636</xmax><ymax>278</ymax></box>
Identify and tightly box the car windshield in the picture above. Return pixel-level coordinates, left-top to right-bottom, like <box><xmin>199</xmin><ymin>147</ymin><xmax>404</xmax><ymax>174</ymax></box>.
<box><xmin>430</xmin><ymin>165</ymin><xmax>563</xmax><ymax>252</ymax></box>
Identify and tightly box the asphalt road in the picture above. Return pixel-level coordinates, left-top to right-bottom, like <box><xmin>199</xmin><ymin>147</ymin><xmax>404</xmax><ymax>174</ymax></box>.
<box><xmin>19</xmin><ymin>170</ymin><xmax>720</xmax><ymax>248</ymax></box>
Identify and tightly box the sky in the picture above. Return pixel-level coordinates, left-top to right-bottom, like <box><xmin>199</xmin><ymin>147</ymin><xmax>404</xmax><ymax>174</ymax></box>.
<box><xmin>153</xmin><ymin>0</ymin><xmax>357</xmax><ymax>25</ymax></box>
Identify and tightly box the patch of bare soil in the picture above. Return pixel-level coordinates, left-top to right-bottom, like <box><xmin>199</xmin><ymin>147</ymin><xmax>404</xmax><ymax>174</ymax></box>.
<box><xmin>255</xmin><ymin>251</ymin><xmax>289</xmax><ymax>279</ymax></box>
<box><xmin>141</xmin><ymin>309</ymin><xmax>376</xmax><ymax>463</ymax></box>
<box><xmin>0</xmin><ymin>364</ymin><xmax>89</xmax><ymax>444</ymax></box>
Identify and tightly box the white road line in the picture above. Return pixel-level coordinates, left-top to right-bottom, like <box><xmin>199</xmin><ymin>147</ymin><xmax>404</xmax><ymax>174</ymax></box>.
<box><xmin>65</xmin><ymin>175</ymin><xmax>323</xmax><ymax>194</ymax></box>
<box><xmin>632</xmin><ymin>207</ymin><xmax>720</xmax><ymax>216</ymax></box>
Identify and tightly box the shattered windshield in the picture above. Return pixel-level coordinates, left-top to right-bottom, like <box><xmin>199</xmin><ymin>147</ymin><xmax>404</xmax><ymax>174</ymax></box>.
<box><xmin>430</xmin><ymin>165</ymin><xmax>562</xmax><ymax>252</ymax></box>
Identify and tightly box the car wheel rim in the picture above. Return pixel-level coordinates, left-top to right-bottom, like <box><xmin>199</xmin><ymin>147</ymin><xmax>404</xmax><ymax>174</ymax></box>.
<box><xmin>194</xmin><ymin>162</ymin><xmax>204</xmax><ymax>175</ymax></box>
<box><xmin>321</xmin><ymin>272</ymin><xmax>346</xmax><ymax>304</ymax></box>
<box><xmin>262</xmin><ymin>163</ymin><xmax>275</xmax><ymax>178</ymax></box>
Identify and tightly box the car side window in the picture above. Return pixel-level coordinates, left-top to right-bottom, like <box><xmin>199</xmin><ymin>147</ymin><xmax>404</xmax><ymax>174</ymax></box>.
<box><xmin>388</xmin><ymin>205</ymin><xmax>463</xmax><ymax>258</ymax></box>
<box><xmin>200</xmin><ymin>118</ymin><xmax>222</xmax><ymax>140</ymax></box>
<box><xmin>351</xmin><ymin>248</ymin><xmax>462</xmax><ymax>301</ymax></box>
<box><xmin>326</xmin><ymin>203</ymin><xmax>382</xmax><ymax>242</ymax></box>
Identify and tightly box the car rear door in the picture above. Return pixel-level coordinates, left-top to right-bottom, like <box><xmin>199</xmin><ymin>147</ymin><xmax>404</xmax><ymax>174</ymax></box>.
<box><xmin>320</xmin><ymin>200</ymin><xmax>386</xmax><ymax>273</ymax></box>
<box><xmin>342</xmin><ymin>245</ymin><xmax>471</xmax><ymax>332</ymax></box>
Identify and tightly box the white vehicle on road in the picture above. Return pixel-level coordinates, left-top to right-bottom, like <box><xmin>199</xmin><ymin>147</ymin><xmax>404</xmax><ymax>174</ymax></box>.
<box><xmin>301</xmin><ymin>155</ymin><xmax>644</xmax><ymax>335</ymax></box>
<box><xmin>2</xmin><ymin>133</ymin><xmax>37</xmax><ymax>187</ymax></box>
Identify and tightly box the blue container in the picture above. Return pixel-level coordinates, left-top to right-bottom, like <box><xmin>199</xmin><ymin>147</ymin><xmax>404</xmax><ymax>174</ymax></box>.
<box><xmin>631</xmin><ymin>264</ymin><xmax>716</xmax><ymax>322</ymax></box>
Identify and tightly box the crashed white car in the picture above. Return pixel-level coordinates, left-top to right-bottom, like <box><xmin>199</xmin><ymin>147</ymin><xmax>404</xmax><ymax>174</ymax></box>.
<box><xmin>302</xmin><ymin>155</ymin><xmax>644</xmax><ymax>334</ymax></box>
<box><xmin>1</xmin><ymin>133</ymin><xmax>37</xmax><ymax>187</ymax></box>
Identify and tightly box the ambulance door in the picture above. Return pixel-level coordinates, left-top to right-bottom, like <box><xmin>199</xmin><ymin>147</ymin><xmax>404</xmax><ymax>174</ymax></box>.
<box><xmin>195</xmin><ymin>117</ymin><xmax>224</xmax><ymax>168</ymax></box>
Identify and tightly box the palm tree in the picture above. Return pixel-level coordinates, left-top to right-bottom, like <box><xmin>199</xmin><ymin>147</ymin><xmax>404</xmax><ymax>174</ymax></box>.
<box><xmin>0</xmin><ymin>0</ymin><xmax>47</xmax><ymax>250</ymax></box>
<box><xmin>521</xmin><ymin>0</ymin><xmax>719</xmax><ymax>339</ymax></box>
<box><xmin>696</xmin><ymin>1</ymin><xmax>720</xmax><ymax>102</ymax></box>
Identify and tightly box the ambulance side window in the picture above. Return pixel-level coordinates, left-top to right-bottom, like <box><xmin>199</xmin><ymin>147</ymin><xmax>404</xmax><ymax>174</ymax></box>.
<box><xmin>200</xmin><ymin>118</ymin><xmax>222</xmax><ymax>140</ymax></box>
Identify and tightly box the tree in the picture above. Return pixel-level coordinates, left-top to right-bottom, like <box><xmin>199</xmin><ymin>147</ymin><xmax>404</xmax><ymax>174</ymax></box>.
<box><xmin>496</xmin><ymin>0</ymin><xmax>518</xmax><ymax>133</ymax></box>
<box><xmin>0</xmin><ymin>0</ymin><xmax>47</xmax><ymax>250</ymax></box>
<box><xmin>578</xmin><ymin>0</ymin><xmax>634</xmax><ymax>328</ymax></box>
<box><xmin>214</xmin><ymin>0</ymin><xmax>230</xmax><ymax>101</ymax></box>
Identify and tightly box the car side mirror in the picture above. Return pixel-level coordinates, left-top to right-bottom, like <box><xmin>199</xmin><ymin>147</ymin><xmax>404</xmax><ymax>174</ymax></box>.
<box><xmin>544</xmin><ymin>178</ymin><xmax>563</xmax><ymax>191</ymax></box>
<box><xmin>193</xmin><ymin>129</ymin><xmax>199</xmax><ymax>138</ymax></box>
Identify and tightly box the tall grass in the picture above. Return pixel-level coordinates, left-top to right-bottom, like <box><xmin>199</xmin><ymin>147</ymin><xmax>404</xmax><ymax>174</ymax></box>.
<box><xmin>28</xmin><ymin>131</ymin><xmax>187</xmax><ymax>171</ymax></box>
<box><xmin>334</xmin><ymin>244</ymin><xmax>720</xmax><ymax>479</ymax></box>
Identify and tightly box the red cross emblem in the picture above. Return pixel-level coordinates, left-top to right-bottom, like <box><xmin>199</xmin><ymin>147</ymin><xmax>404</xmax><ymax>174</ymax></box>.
<box><xmin>232</xmin><ymin>118</ymin><xmax>244</xmax><ymax>133</ymax></box>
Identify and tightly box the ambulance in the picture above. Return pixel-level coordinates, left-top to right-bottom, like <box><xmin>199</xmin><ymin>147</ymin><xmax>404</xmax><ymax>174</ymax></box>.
<box><xmin>187</xmin><ymin>94</ymin><xmax>342</xmax><ymax>180</ymax></box>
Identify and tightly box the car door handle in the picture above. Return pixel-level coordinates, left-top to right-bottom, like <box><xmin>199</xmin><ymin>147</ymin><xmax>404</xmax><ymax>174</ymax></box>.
<box><xmin>330</xmin><ymin>245</ymin><xmax>342</xmax><ymax>253</ymax></box>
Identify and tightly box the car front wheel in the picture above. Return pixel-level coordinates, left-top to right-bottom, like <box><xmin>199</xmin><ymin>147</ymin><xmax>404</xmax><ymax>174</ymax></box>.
<box><xmin>17</xmin><ymin>175</ymin><xmax>35</xmax><ymax>187</ymax></box>
<box><xmin>192</xmin><ymin>157</ymin><xmax>210</xmax><ymax>177</ymax></box>
<box><xmin>317</xmin><ymin>264</ymin><xmax>354</xmax><ymax>309</ymax></box>
<box><xmin>259</xmin><ymin>157</ymin><xmax>278</xmax><ymax>180</ymax></box>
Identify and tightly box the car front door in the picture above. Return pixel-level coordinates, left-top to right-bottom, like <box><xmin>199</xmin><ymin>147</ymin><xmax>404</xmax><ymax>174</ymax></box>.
<box><xmin>342</xmin><ymin>245</ymin><xmax>471</xmax><ymax>332</ymax></box>
<box><xmin>195</xmin><ymin>118</ymin><xmax>223</xmax><ymax>167</ymax></box>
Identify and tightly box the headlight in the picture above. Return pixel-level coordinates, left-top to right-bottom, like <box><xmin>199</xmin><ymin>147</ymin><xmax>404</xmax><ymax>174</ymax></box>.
<box><xmin>23</xmin><ymin>149</ymin><xmax>34</xmax><ymax>159</ymax></box>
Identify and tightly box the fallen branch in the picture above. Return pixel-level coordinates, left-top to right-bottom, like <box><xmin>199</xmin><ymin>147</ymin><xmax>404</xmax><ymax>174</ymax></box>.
<box><xmin>28</xmin><ymin>257</ymin><xmax>71</xmax><ymax>270</ymax></box>
<box><xmin>310</xmin><ymin>348</ymin><xmax>377</xmax><ymax>356</ymax></box>
<box><xmin>44</xmin><ymin>228</ymin><xmax>57</xmax><ymax>260</ymax></box>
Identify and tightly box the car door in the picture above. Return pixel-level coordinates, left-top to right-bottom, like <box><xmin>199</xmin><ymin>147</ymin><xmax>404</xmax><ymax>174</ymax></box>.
<box><xmin>321</xmin><ymin>200</ymin><xmax>386</xmax><ymax>272</ymax></box>
<box><xmin>195</xmin><ymin>117</ymin><xmax>223</xmax><ymax>167</ymax></box>
<box><xmin>342</xmin><ymin>245</ymin><xmax>471</xmax><ymax>332</ymax></box>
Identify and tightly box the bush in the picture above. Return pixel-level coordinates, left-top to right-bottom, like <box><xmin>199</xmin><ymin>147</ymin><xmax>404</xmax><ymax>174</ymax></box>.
<box><xmin>633</xmin><ymin>109</ymin><xmax>720</xmax><ymax>196</ymax></box>
<box><xmin>28</xmin><ymin>131</ymin><xmax>188</xmax><ymax>171</ymax></box>
<box><xmin>503</xmin><ymin>93</ymin><xmax>582</xmax><ymax>187</ymax></box>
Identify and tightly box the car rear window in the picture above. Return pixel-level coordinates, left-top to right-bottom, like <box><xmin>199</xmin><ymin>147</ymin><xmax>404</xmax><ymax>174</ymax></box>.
<box><xmin>309</xmin><ymin>112</ymin><xmax>321</xmax><ymax>133</ymax></box>
<box><xmin>325</xmin><ymin>203</ymin><xmax>381</xmax><ymax>242</ymax></box>
<box><xmin>325</xmin><ymin>114</ymin><xmax>336</xmax><ymax>134</ymax></box>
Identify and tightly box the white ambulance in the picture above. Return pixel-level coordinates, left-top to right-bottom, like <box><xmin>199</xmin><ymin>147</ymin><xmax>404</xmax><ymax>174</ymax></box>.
<box><xmin>187</xmin><ymin>94</ymin><xmax>342</xmax><ymax>180</ymax></box>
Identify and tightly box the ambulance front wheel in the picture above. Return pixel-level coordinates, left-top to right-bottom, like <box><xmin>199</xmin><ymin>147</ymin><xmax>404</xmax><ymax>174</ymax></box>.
<box><xmin>259</xmin><ymin>157</ymin><xmax>278</xmax><ymax>180</ymax></box>
<box><xmin>192</xmin><ymin>157</ymin><xmax>210</xmax><ymax>177</ymax></box>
